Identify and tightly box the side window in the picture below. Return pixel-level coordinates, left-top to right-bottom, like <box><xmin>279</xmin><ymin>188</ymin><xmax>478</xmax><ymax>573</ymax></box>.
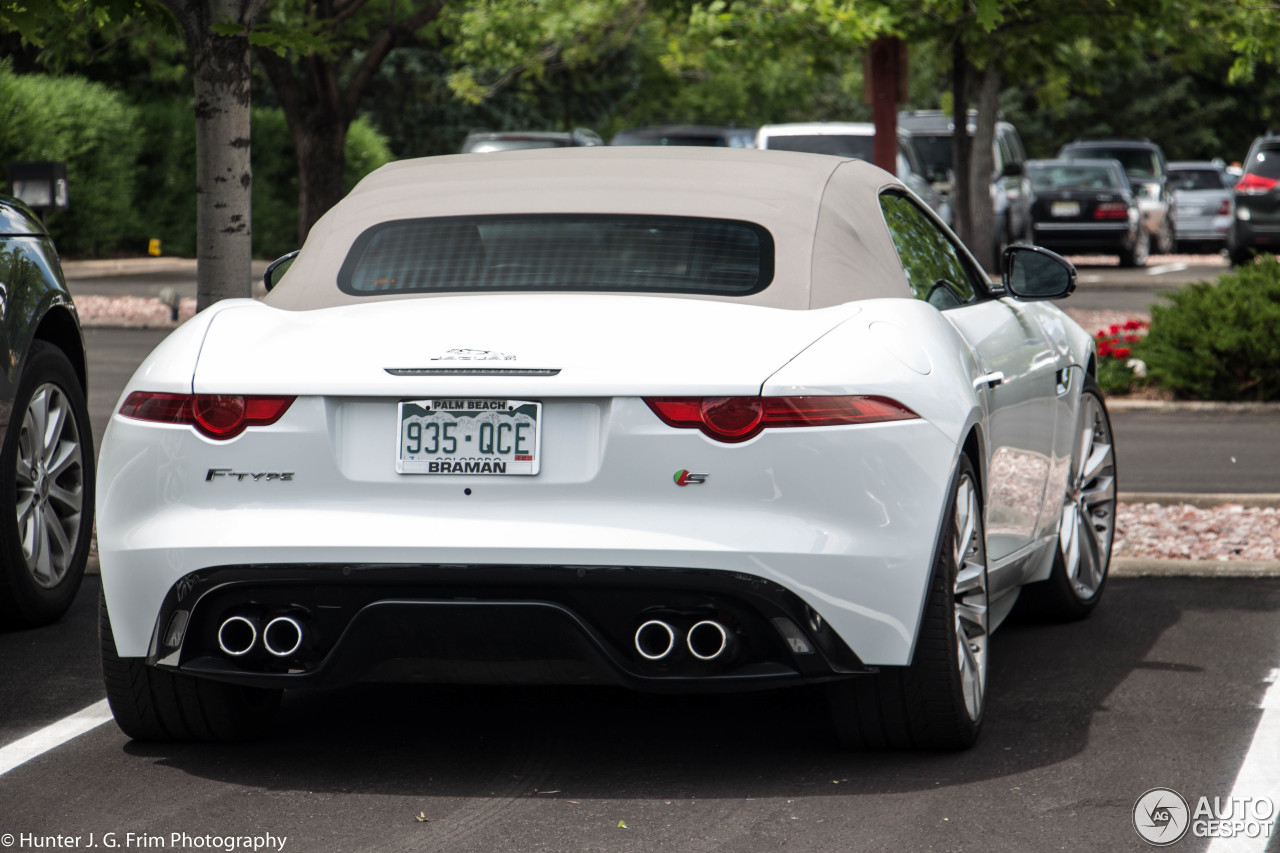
<box><xmin>879</xmin><ymin>193</ymin><xmax>980</xmax><ymax>309</ymax></box>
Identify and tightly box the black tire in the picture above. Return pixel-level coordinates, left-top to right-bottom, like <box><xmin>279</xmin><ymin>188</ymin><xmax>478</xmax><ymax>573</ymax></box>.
<box><xmin>1118</xmin><ymin>229</ymin><xmax>1150</xmax><ymax>268</ymax></box>
<box><xmin>1155</xmin><ymin>217</ymin><xmax>1175</xmax><ymax>255</ymax></box>
<box><xmin>827</xmin><ymin>455</ymin><xmax>989</xmax><ymax>750</ymax></box>
<box><xmin>99</xmin><ymin>589</ymin><xmax>282</xmax><ymax>741</ymax></box>
<box><xmin>0</xmin><ymin>341</ymin><xmax>94</xmax><ymax>628</ymax></box>
<box><xmin>1015</xmin><ymin>375</ymin><xmax>1117</xmax><ymax>622</ymax></box>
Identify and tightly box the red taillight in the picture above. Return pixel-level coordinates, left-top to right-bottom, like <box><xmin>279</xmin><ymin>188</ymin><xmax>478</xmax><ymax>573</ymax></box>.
<box><xmin>1237</xmin><ymin>173</ymin><xmax>1278</xmax><ymax>194</ymax></box>
<box><xmin>119</xmin><ymin>392</ymin><xmax>295</xmax><ymax>439</ymax></box>
<box><xmin>1218</xmin><ymin>199</ymin><xmax>1232</xmax><ymax>216</ymax></box>
<box><xmin>1093</xmin><ymin>202</ymin><xmax>1129</xmax><ymax>220</ymax></box>
<box><xmin>644</xmin><ymin>396</ymin><xmax>919</xmax><ymax>443</ymax></box>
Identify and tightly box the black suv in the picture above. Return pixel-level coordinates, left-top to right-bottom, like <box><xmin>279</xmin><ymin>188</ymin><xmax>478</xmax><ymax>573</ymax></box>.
<box><xmin>1228</xmin><ymin>134</ymin><xmax>1280</xmax><ymax>265</ymax></box>
<box><xmin>1057</xmin><ymin>138</ymin><xmax>1175</xmax><ymax>254</ymax></box>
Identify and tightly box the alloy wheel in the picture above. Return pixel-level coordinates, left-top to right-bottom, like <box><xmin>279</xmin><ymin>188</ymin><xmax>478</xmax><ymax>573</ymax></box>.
<box><xmin>952</xmin><ymin>473</ymin><xmax>989</xmax><ymax>722</ymax></box>
<box><xmin>1059</xmin><ymin>393</ymin><xmax>1117</xmax><ymax>600</ymax></box>
<box><xmin>14</xmin><ymin>383</ymin><xmax>85</xmax><ymax>588</ymax></box>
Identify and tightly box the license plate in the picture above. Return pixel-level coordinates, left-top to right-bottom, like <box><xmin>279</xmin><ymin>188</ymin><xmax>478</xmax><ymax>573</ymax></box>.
<box><xmin>1051</xmin><ymin>201</ymin><xmax>1080</xmax><ymax>217</ymax></box>
<box><xmin>397</xmin><ymin>399</ymin><xmax>541</xmax><ymax>475</ymax></box>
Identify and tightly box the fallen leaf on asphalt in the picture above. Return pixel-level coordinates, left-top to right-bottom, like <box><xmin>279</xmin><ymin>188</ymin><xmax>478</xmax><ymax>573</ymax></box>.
<box><xmin>415</xmin><ymin>812</ymin><xmax>445</xmax><ymax>823</ymax></box>
<box><xmin>618</xmin><ymin>820</ymin><xmax>628</xmax><ymax>829</ymax></box>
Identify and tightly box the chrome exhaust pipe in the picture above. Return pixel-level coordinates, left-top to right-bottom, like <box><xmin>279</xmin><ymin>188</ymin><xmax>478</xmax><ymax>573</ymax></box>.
<box><xmin>262</xmin><ymin>616</ymin><xmax>304</xmax><ymax>658</ymax></box>
<box><xmin>217</xmin><ymin>616</ymin><xmax>257</xmax><ymax>656</ymax></box>
<box><xmin>687</xmin><ymin>620</ymin><xmax>731</xmax><ymax>661</ymax></box>
<box><xmin>634</xmin><ymin>620</ymin><xmax>676</xmax><ymax>660</ymax></box>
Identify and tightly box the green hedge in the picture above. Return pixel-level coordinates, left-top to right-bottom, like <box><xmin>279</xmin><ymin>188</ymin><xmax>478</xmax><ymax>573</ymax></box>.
<box><xmin>0</xmin><ymin>66</ymin><xmax>142</xmax><ymax>255</ymax></box>
<box><xmin>1137</xmin><ymin>256</ymin><xmax>1280</xmax><ymax>401</ymax></box>
<box><xmin>1</xmin><ymin>66</ymin><xmax>393</xmax><ymax>259</ymax></box>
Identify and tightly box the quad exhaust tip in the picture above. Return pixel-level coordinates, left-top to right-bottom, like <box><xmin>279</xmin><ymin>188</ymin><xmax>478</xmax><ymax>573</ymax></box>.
<box><xmin>217</xmin><ymin>616</ymin><xmax>257</xmax><ymax>656</ymax></box>
<box><xmin>263</xmin><ymin>616</ymin><xmax>304</xmax><ymax>657</ymax></box>
<box><xmin>634</xmin><ymin>620</ymin><xmax>676</xmax><ymax>660</ymax></box>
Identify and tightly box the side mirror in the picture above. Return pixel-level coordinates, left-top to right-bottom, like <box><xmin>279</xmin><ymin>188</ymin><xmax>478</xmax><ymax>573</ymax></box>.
<box><xmin>1002</xmin><ymin>245</ymin><xmax>1076</xmax><ymax>300</ymax></box>
<box><xmin>263</xmin><ymin>250</ymin><xmax>299</xmax><ymax>292</ymax></box>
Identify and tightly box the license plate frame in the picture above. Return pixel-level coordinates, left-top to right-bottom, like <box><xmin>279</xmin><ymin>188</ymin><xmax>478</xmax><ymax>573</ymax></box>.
<box><xmin>397</xmin><ymin>399</ymin><xmax>542</xmax><ymax>475</ymax></box>
<box><xmin>1051</xmin><ymin>201</ymin><xmax>1081</xmax><ymax>217</ymax></box>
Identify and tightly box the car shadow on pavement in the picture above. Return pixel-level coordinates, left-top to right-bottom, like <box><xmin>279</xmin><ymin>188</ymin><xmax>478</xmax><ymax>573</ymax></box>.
<box><xmin>122</xmin><ymin>578</ymin><xmax>1280</xmax><ymax>800</ymax></box>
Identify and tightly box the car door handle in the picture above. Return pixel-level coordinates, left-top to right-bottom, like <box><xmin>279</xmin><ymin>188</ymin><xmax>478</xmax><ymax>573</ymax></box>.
<box><xmin>975</xmin><ymin>371</ymin><xmax>1005</xmax><ymax>389</ymax></box>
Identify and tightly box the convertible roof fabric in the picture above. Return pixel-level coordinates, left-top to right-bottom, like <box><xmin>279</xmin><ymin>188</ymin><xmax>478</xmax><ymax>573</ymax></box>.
<box><xmin>265</xmin><ymin>147</ymin><xmax>914</xmax><ymax>311</ymax></box>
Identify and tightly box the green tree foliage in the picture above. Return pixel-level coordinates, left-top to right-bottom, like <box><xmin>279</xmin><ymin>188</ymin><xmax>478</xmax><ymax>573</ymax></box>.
<box><xmin>0</xmin><ymin>65</ymin><xmax>141</xmax><ymax>255</ymax></box>
<box><xmin>1138</xmin><ymin>257</ymin><xmax>1280</xmax><ymax>401</ymax></box>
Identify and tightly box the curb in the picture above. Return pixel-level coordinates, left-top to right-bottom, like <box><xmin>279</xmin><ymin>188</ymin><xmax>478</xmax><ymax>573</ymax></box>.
<box><xmin>1119</xmin><ymin>492</ymin><xmax>1280</xmax><ymax>508</ymax></box>
<box><xmin>62</xmin><ymin>258</ymin><xmax>198</xmax><ymax>279</ymax></box>
<box><xmin>1111</xmin><ymin>558</ymin><xmax>1280</xmax><ymax>577</ymax></box>
<box><xmin>1106</xmin><ymin>399</ymin><xmax>1280</xmax><ymax>414</ymax></box>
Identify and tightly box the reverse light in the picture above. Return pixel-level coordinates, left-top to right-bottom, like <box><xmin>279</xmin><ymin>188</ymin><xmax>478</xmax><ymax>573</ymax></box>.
<box><xmin>644</xmin><ymin>396</ymin><xmax>919</xmax><ymax>443</ymax></box>
<box><xmin>1236</xmin><ymin>173</ymin><xmax>1278</xmax><ymax>194</ymax></box>
<box><xmin>120</xmin><ymin>392</ymin><xmax>295</xmax><ymax>440</ymax></box>
<box><xmin>1093</xmin><ymin>202</ymin><xmax>1129</xmax><ymax>220</ymax></box>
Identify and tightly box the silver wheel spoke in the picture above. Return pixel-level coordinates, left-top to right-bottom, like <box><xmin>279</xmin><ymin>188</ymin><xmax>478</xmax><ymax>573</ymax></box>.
<box><xmin>951</xmin><ymin>471</ymin><xmax>988</xmax><ymax>723</ymax></box>
<box><xmin>1059</xmin><ymin>393</ymin><xmax>1116</xmax><ymax>600</ymax></box>
<box><xmin>14</xmin><ymin>382</ymin><xmax>83</xmax><ymax>589</ymax></box>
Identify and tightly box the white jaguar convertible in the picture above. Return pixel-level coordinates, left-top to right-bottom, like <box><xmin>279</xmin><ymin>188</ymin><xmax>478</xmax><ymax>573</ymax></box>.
<box><xmin>97</xmin><ymin>147</ymin><xmax>1116</xmax><ymax>748</ymax></box>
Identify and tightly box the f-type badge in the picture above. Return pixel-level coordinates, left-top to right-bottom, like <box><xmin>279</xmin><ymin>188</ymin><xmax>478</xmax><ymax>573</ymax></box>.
<box><xmin>431</xmin><ymin>348</ymin><xmax>517</xmax><ymax>362</ymax></box>
<box><xmin>674</xmin><ymin>470</ymin><xmax>708</xmax><ymax>486</ymax></box>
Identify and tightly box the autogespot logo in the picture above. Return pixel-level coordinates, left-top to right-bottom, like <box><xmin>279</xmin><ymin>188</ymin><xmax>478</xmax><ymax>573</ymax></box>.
<box><xmin>1134</xmin><ymin>787</ymin><xmax>1191</xmax><ymax>846</ymax></box>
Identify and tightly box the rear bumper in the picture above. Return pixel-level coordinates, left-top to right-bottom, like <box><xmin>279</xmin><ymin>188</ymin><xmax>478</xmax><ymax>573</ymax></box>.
<box><xmin>1031</xmin><ymin>221</ymin><xmax>1132</xmax><ymax>253</ymax></box>
<box><xmin>143</xmin><ymin>564</ymin><xmax>871</xmax><ymax>692</ymax></box>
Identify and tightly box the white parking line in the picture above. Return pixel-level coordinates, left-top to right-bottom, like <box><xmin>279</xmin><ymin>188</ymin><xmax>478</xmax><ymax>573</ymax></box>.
<box><xmin>1206</xmin><ymin>671</ymin><xmax>1280</xmax><ymax>852</ymax></box>
<box><xmin>0</xmin><ymin>699</ymin><xmax>113</xmax><ymax>776</ymax></box>
<box><xmin>1148</xmin><ymin>263</ymin><xmax>1188</xmax><ymax>276</ymax></box>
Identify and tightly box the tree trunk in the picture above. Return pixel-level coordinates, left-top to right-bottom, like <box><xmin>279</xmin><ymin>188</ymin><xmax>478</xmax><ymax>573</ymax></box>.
<box><xmin>968</xmin><ymin>66</ymin><xmax>1001</xmax><ymax>273</ymax></box>
<box><xmin>293</xmin><ymin>113</ymin><xmax>349</xmax><ymax>249</ymax></box>
<box><xmin>950</xmin><ymin>39</ymin><xmax>972</xmax><ymax>249</ymax></box>
<box><xmin>166</xmin><ymin>0</ymin><xmax>265</xmax><ymax>312</ymax></box>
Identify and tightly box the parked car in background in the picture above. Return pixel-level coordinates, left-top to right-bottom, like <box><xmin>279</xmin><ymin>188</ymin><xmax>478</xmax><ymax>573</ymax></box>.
<box><xmin>755</xmin><ymin>122</ymin><xmax>953</xmax><ymax>227</ymax></box>
<box><xmin>96</xmin><ymin>147</ymin><xmax>1112</xmax><ymax>749</ymax></box>
<box><xmin>896</xmin><ymin>110</ymin><xmax>1032</xmax><ymax>255</ymax></box>
<box><xmin>1026</xmin><ymin>159</ymin><xmax>1148</xmax><ymax>266</ymax></box>
<box><xmin>1229</xmin><ymin>134</ymin><xmax>1280</xmax><ymax>265</ymax></box>
<box><xmin>0</xmin><ymin>195</ymin><xmax>94</xmax><ymax>628</ymax></box>
<box><xmin>460</xmin><ymin>129</ymin><xmax>602</xmax><ymax>153</ymax></box>
<box><xmin>1167</xmin><ymin>161</ymin><xmax>1234</xmax><ymax>253</ymax></box>
<box><xmin>1057</xmin><ymin>138</ymin><xmax>1174</xmax><ymax>254</ymax></box>
<box><xmin>609</xmin><ymin>125</ymin><xmax>756</xmax><ymax>148</ymax></box>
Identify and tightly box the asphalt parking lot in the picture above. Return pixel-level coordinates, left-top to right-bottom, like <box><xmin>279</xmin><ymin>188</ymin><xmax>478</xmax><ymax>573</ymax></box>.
<box><xmin>3</xmin><ymin>576</ymin><xmax>1279</xmax><ymax>852</ymax></box>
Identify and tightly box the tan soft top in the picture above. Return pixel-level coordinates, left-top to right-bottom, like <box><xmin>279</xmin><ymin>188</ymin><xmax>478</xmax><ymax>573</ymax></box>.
<box><xmin>265</xmin><ymin>146</ymin><xmax>913</xmax><ymax>311</ymax></box>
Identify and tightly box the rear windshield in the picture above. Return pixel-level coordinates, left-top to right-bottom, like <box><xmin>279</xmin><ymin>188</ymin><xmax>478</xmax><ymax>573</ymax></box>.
<box><xmin>909</xmin><ymin>134</ymin><xmax>953</xmax><ymax>179</ymax></box>
<box><xmin>1062</xmin><ymin>147</ymin><xmax>1161</xmax><ymax>178</ymax></box>
<box><xmin>1029</xmin><ymin>165</ymin><xmax>1121</xmax><ymax>192</ymax></box>
<box><xmin>1170</xmin><ymin>168</ymin><xmax>1228</xmax><ymax>190</ymax></box>
<box><xmin>338</xmin><ymin>214</ymin><xmax>774</xmax><ymax>297</ymax></box>
<box><xmin>764</xmin><ymin>134</ymin><xmax>875</xmax><ymax>160</ymax></box>
<box><xmin>1246</xmin><ymin>147</ymin><xmax>1280</xmax><ymax>180</ymax></box>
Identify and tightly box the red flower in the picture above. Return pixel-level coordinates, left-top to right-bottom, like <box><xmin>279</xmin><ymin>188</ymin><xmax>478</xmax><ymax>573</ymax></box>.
<box><xmin>1114</xmin><ymin>347</ymin><xmax>1131</xmax><ymax>358</ymax></box>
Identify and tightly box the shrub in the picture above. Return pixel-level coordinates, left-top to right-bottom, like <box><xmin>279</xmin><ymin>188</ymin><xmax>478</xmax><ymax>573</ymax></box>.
<box><xmin>1136</xmin><ymin>255</ymin><xmax>1280</xmax><ymax>400</ymax></box>
<box><xmin>0</xmin><ymin>66</ymin><xmax>142</xmax><ymax>256</ymax></box>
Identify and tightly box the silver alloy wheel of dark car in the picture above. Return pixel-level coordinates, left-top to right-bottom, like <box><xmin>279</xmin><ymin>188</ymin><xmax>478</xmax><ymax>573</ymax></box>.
<box><xmin>15</xmin><ymin>381</ymin><xmax>86</xmax><ymax>589</ymax></box>
<box><xmin>1059</xmin><ymin>390</ymin><xmax>1117</xmax><ymax>600</ymax></box>
<box><xmin>952</xmin><ymin>470</ymin><xmax>989</xmax><ymax>721</ymax></box>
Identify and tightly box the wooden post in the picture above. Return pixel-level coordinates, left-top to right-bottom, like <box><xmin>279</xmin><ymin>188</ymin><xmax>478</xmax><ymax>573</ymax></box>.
<box><xmin>866</xmin><ymin>37</ymin><xmax>907</xmax><ymax>174</ymax></box>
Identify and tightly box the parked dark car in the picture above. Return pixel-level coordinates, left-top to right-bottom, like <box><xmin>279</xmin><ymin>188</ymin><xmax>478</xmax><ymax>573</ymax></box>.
<box><xmin>1229</xmin><ymin>134</ymin><xmax>1280</xmax><ymax>265</ymax></box>
<box><xmin>0</xmin><ymin>195</ymin><xmax>93</xmax><ymax>628</ymax></box>
<box><xmin>609</xmin><ymin>124</ymin><xmax>756</xmax><ymax>147</ymax></box>
<box><xmin>1168</xmin><ymin>161</ymin><xmax>1234</xmax><ymax>253</ymax></box>
<box><xmin>897</xmin><ymin>110</ymin><xmax>1031</xmax><ymax>254</ymax></box>
<box><xmin>1026</xmin><ymin>159</ymin><xmax>1148</xmax><ymax>266</ymax></box>
<box><xmin>1057</xmin><ymin>138</ymin><xmax>1174</xmax><ymax>254</ymax></box>
<box><xmin>460</xmin><ymin>129</ymin><xmax>603</xmax><ymax>153</ymax></box>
